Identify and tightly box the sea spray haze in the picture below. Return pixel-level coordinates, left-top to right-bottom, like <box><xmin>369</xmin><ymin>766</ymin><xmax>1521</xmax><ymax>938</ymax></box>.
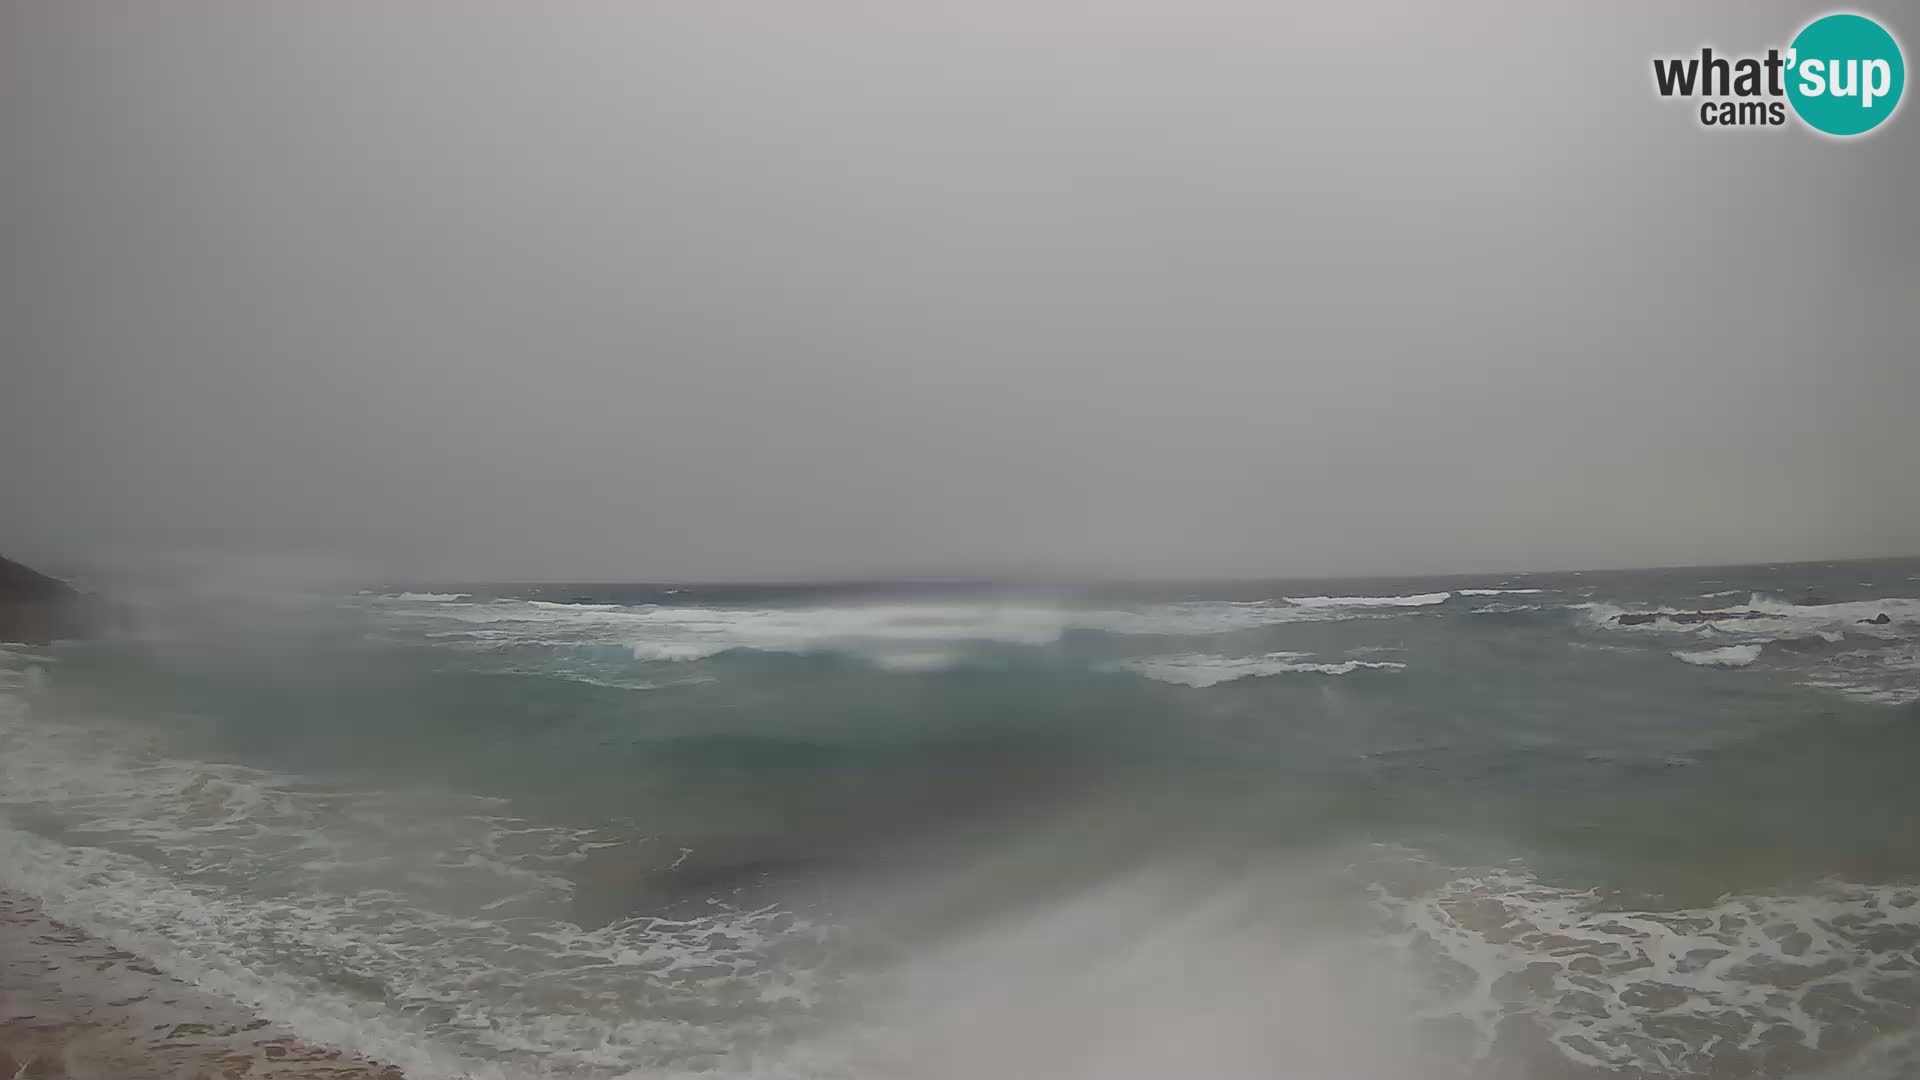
<box><xmin>4</xmin><ymin>558</ymin><xmax>1920</xmax><ymax>1078</ymax></box>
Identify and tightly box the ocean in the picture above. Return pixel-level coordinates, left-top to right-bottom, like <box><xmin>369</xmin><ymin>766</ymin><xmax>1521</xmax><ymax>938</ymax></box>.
<box><xmin>3</xmin><ymin>558</ymin><xmax>1919</xmax><ymax>1079</ymax></box>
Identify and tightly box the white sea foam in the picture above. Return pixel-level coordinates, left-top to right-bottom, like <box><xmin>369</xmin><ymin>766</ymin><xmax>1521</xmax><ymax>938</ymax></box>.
<box><xmin>1739</xmin><ymin>593</ymin><xmax>1920</xmax><ymax>635</ymax></box>
<box><xmin>1458</xmin><ymin>588</ymin><xmax>1545</xmax><ymax>597</ymax></box>
<box><xmin>371</xmin><ymin>593</ymin><xmax>1447</xmax><ymax>675</ymax></box>
<box><xmin>1378</xmin><ymin>867</ymin><xmax>1920</xmax><ymax>1076</ymax></box>
<box><xmin>0</xmin><ymin>677</ymin><xmax>832</xmax><ymax>1080</ymax></box>
<box><xmin>628</xmin><ymin>641</ymin><xmax>733</xmax><ymax>662</ymax></box>
<box><xmin>1069</xmin><ymin>601</ymin><xmax>1375</xmax><ymax>636</ymax></box>
<box><xmin>1672</xmin><ymin>644</ymin><xmax>1764</xmax><ymax>668</ymax></box>
<box><xmin>1284</xmin><ymin>592</ymin><xmax>1452</xmax><ymax>608</ymax></box>
<box><xmin>1104</xmin><ymin>652</ymin><xmax>1405</xmax><ymax>688</ymax></box>
<box><xmin>377</xmin><ymin>597</ymin><xmax>1071</xmax><ymax>670</ymax></box>
<box><xmin>1797</xmin><ymin>648</ymin><xmax>1920</xmax><ymax>706</ymax></box>
<box><xmin>0</xmin><ymin>647</ymin><xmax>56</xmax><ymax>665</ymax></box>
<box><xmin>387</xmin><ymin>592</ymin><xmax>472</xmax><ymax>602</ymax></box>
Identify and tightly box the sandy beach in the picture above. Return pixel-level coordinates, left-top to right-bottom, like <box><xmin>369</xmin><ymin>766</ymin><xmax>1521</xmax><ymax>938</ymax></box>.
<box><xmin>0</xmin><ymin>889</ymin><xmax>404</xmax><ymax>1080</ymax></box>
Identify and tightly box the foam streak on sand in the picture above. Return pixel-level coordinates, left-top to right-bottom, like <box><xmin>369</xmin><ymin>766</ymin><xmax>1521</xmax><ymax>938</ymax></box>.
<box><xmin>0</xmin><ymin>890</ymin><xmax>405</xmax><ymax>1080</ymax></box>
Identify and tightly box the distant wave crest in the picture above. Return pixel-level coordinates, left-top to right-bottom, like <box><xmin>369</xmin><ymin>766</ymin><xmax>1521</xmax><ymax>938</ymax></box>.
<box><xmin>1104</xmin><ymin>652</ymin><xmax>1406</xmax><ymax>688</ymax></box>
<box><xmin>1284</xmin><ymin>592</ymin><xmax>1451</xmax><ymax>608</ymax></box>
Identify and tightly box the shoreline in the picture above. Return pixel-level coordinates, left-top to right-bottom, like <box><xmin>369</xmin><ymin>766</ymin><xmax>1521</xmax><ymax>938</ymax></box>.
<box><xmin>0</xmin><ymin>889</ymin><xmax>406</xmax><ymax>1080</ymax></box>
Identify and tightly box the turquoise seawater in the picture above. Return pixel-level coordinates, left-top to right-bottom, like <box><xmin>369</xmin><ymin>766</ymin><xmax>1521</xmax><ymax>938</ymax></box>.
<box><xmin>3</xmin><ymin>559</ymin><xmax>1919</xmax><ymax>1078</ymax></box>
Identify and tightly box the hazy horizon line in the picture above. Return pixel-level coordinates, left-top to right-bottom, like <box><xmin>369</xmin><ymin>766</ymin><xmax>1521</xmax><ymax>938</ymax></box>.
<box><xmin>385</xmin><ymin>552</ymin><xmax>1920</xmax><ymax>592</ymax></box>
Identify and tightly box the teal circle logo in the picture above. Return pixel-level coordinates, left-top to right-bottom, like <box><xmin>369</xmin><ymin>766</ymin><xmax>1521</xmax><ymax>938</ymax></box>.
<box><xmin>1786</xmin><ymin>12</ymin><xmax>1906</xmax><ymax>136</ymax></box>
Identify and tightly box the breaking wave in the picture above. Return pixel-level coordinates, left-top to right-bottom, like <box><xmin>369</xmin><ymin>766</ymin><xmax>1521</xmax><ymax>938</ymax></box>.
<box><xmin>1673</xmin><ymin>644</ymin><xmax>1765</xmax><ymax>668</ymax></box>
<box><xmin>364</xmin><ymin>593</ymin><xmax>1446</xmax><ymax>674</ymax></box>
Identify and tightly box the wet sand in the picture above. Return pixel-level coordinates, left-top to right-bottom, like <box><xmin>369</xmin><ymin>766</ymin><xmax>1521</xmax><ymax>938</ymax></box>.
<box><xmin>0</xmin><ymin>890</ymin><xmax>405</xmax><ymax>1080</ymax></box>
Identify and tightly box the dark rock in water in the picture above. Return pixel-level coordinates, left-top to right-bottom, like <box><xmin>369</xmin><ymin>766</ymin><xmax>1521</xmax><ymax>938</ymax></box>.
<box><xmin>1671</xmin><ymin>611</ymin><xmax>1776</xmax><ymax>625</ymax></box>
<box><xmin>1614</xmin><ymin>610</ymin><xmax>1777</xmax><ymax>626</ymax></box>
<box><xmin>1794</xmin><ymin>594</ymin><xmax>1830</xmax><ymax>607</ymax></box>
<box><xmin>0</xmin><ymin>554</ymin><xmax>96</xmax><ymax>644</ymax></box>
<box><xmin>1860</xmin><ymin>613</ymin><xmax>1892</xmax><ymax>625</ymax></box>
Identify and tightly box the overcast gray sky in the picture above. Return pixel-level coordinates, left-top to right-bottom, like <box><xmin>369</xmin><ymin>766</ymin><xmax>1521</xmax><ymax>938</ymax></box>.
<box><xmin>3</xmin><ymin>2</ymin><xmax>1915</xmax><ymax>581</ymax></box>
